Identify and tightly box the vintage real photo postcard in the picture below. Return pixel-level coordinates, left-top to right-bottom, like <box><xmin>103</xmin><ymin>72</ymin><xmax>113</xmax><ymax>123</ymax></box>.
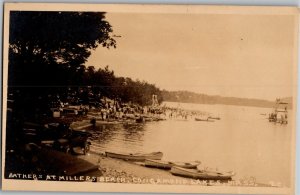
<box><xmin>1</xmin><ymin>3</ymin><xmax>299</xmax><ymax>194</ymax></box>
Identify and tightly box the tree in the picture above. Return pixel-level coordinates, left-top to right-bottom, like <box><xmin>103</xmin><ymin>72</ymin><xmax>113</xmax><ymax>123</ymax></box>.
<box><xmin>8</xmin><ymin>11</ymin><xmax>116</xmax><ymax>118</ymax></box>
<box><xmin>9</xmin><ymin>11</ymin><xmax>116</xmax><ymax>89</ymax></box>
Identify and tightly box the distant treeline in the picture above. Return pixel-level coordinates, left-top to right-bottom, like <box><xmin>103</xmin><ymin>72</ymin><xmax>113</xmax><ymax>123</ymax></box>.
<box><xmin>162</xmin><ymin>90</ymin><xmax>293</xmax><ymax>108</ymax></box>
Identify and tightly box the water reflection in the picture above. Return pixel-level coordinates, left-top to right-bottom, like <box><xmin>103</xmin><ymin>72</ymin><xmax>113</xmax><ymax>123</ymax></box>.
<box><xmin>89</xmin><ymin>124</ymin><xmax>119</xmax><ymax>144</ymax></box>
<box><xmin>122</xmin><ymin>123</ymin><xmax>145</xmax><ymax>142</ymax></box>
<box><xmin>89</xmin><ymin>123</ymin><xmax>146</xmax><ymax>153</ymax></box>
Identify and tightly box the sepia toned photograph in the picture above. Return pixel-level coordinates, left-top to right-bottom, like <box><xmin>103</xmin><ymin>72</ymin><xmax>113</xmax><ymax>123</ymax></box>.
<box><xmin>1</xmin><ymin>3</ymin><xmax>298</xmax><ymax>194</ymax></box>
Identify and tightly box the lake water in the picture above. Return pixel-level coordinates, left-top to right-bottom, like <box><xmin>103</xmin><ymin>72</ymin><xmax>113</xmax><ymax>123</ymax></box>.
<box><xmin>88</xmin><ymin>102</ymin><xmax>293</xmax><ymax>187</ymax></box>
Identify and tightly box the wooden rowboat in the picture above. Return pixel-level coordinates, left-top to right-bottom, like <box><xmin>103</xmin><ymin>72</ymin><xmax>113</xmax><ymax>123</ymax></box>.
<box><xmin>105</xmin><ymin>151</ymin><xmax>163</xmax><ymax>161</ymax></box>
<box><xmin>145</xmin><ymin>159</ymin><xmax>200</xmax><ymax>169</ymax></box>
<box><xmin>170</xmin><ymin>166</ymin><xmax>235</xmax><ymax>180</ymax></box>
<box><xmin>195</xmin><ymin>118</ymin><xmax>214</xmax><ymax>122</ymax></box>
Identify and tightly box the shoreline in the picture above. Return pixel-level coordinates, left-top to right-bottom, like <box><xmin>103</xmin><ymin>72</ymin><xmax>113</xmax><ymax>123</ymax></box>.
<box><xmin>6</xmin><ymin>117</ymin><xmax>280</xmax><ymax>188</ymax></box>
<box><xmin>77</xmin><ymin>151</ymin><xmax>273</xmax><ymax>187</ymax></box>
<box><xmin>79</xmin><ymin>151</ymin><xmax>185</xmax><ymax>183</ymax></box>
<box><xmin>70</xmin><ymin>118</ymin><xmax>277</xmax><ymax>188</ymax></box>
<box><xmin>10</xmin><ymin>110</ymin><xmax>284</xmax><ymax>188</ymax></box>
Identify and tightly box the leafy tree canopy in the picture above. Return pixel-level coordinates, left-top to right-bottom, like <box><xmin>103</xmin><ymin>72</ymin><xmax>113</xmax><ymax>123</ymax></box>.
<box><xmin>9</xmin><ymin>11</ymin><xmax>116</xmax><ymax>87</ymax></box>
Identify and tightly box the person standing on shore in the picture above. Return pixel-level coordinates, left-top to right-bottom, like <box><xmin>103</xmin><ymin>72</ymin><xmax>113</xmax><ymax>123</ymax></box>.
<box><xmin>90</xmin><ymin>118</ymin><xmax>96</xmax><ymax>128</ymax></box>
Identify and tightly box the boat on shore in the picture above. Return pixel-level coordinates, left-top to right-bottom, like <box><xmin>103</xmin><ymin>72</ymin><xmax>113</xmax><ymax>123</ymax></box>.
<box><xmin>105</xmin><ymin>151</ymin><xmax>163</xmax><ymax>161</ymax></box>
<box><xmin>145</xmin><ymin>159</ymin><xmax>200</xmax><ymax>169</ymax></box>
<box><xmin>170</xmin><ymin>166</ymin><xmax>235</xmax><ymax>180</ymax></box>
<box><xmin>195</xmin><ymin>118</ymin><xmax>214</xmax><ymax>122</ymax></box>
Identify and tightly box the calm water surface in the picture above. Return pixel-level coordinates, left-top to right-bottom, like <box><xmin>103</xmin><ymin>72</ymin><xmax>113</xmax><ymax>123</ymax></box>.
<box><xmin>88</xmin><ymin>102</ymin><xmax>292</xmax><ymax>186</ymax></box>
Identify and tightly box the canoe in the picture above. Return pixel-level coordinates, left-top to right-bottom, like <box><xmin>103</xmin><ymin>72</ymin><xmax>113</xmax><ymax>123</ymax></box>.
<box><xmin>145</xmin><ymin>159</ymin><xmax>200</xmax><ymax>169</ymax></box>
<box><xmin>195</xmin><ymin>118</ymin><xmax>214</xmax><ymax>122</ymax></box>
<box><xmin>170</xmin><ymin>166</ymin><xmax>235</xmax><ymax>180</ymax></box>
<box><xmin>105</xmin><ymin>151</ymin><xmax>163</xmax><ymax>161</ymax></box>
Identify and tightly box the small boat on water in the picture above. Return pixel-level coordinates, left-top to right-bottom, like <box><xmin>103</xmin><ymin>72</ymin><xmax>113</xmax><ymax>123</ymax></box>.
<box><xmin>105</xmin><ymin>151</ymin><xmax>163</xmax><ymax>161</ymax></box>
<box><xmin>208</xmin><ymin>116</ymin><xmax>221</xmax><ymax>120</ymax></box>
<box><xmin>195</xmin><ymin>118</ymin><xmax>214</xmax><ymax>122</ymax></box>
<box><xmin>145</xmin><ymin>159</ymin><xmax>201</xmax><ymax>169</ymax></box>
<box><xmin>170</xmin><ymin>166</ymin><xmax>235</xmax><ymax>180</ymax></box>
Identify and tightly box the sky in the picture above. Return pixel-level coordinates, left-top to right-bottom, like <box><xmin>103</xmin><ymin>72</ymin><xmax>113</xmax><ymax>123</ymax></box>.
<box><xmin>86</xmin><ymin>12</ymin><xmax>296</xmax><ymax>101</ymax></box>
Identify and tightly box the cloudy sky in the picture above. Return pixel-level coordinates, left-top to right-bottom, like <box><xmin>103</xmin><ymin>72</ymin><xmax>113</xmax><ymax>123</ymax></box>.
<box><xmin>86</xmin><ymin>12</ymin><xmax>296</xmax><ymax>101</ymax></box>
